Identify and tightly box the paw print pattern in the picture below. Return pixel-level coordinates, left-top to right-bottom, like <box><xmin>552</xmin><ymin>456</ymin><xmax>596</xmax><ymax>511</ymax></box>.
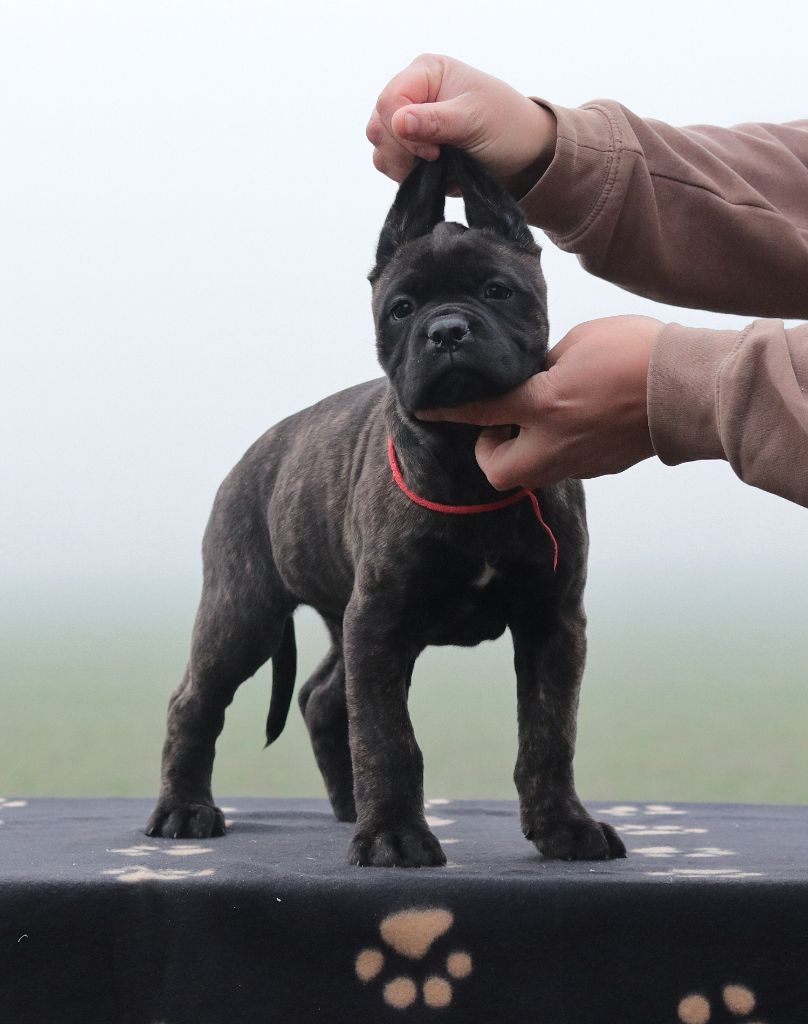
<box><xmin>102</xmin><ymin>865</ymin><xmax>215</xmax><ymax>883</ymax></box>
<box><xmin>424</xmin><ymin>799</ymin><xmax>460</xmax><ymax>846</ymax></box>
<box><xmin>602</xmin><ymin>803</ymin><xmax>687</xmax><ymax>817</ymax></box>
<box><xmin>103</xmin><ymin>842</ymin><xmax>215</xmax><ymax>882</ymax></box>
<box><xmin>108</xmin><ymin>843</ymin><xmax>213</xmax><ymax>858</ymax></box>
<box><xmin>0</xmin><ymin>797</ymin><xmax>27</xmax><ymax>826</ymax></box>
<box><xmin>634</xmin><ymin>846</ymin><xmax>736</xmax><ymax>859</ymax></box>
<box><xmin>678</xmin><ymin>984</ymin><xmax>765</xmax><ymax>1024</ymax></box>
<box><xmin>601</xmin><ymin>804</ymin><xmax>708</xmax><ymax>839</ymax></box>
<box><xmin>647</xmin><ymin>868</ymin><xmax>763</xmax><ymax>880</ymax></box>
<box><xmin>605</xmin><ymin>804</ymin><xmax>766</xmax><ymax>879</ymax></box>
<box><xmin>355</xmin><ymin>908</ymin><xmax>472</xmax><ymax>1009</ymax></box>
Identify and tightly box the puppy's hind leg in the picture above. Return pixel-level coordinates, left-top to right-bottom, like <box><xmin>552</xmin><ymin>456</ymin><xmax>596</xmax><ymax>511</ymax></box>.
<box><xmin>298</xmin><ymin>625</ymin><xmax>356</xmax><ymax>822</ymax></box>
<box><xmin>146</xmin><ymin>594</ymin><xmax>293</xmax><ymax>839</ymax></box>
<box><xmin>146</xmin><ymin>492</ymin><xmax>295</xmax><ymax>839</ymax></box>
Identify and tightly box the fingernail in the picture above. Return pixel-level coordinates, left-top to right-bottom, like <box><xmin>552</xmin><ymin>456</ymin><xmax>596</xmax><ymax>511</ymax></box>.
<box><xmin>402</xmin><ymin>112</ymin><xmax>418</xmax><ymax>137</ymax></box>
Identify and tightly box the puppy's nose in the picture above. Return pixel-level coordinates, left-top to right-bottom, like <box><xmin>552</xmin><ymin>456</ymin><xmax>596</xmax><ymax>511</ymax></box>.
<box><xmin>428</xmin><ymin>316</ymin><xmax>470</xmax><ymax>353</ymax></box>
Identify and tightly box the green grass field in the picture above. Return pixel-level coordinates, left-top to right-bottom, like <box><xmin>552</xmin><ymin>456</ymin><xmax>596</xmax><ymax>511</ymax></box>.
<box><xmin>2</xmin><ymin>575</ymin><xmax>806</xmax><ymax>805</ymax></box>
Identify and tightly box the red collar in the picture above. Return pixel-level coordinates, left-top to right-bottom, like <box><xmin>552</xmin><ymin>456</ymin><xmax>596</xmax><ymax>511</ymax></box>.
<box><xmin>387</xmin><ymin>436</ymin><xmax>558</xmax><ymax>571</ymax></box>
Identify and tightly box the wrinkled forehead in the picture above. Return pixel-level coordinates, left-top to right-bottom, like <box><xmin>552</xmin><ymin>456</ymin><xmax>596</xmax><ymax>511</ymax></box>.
<box><xmin>373</xmin><ymin>223</ymin><xmax>539</xmax><ymax>301</ymax></box>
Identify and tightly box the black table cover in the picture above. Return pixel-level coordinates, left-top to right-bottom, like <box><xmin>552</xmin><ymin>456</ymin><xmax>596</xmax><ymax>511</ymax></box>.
<box><xmin>1</xmin><ymin>797</ymin><xmax>806</xmax><ymax>1023</ymax></box>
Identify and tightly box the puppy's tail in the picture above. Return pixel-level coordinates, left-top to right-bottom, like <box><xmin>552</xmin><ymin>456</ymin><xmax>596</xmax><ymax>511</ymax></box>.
<box><xmin>265</xmin><ymin>616</ymin><xmax>297</xmax><ymax>746</ymax></box>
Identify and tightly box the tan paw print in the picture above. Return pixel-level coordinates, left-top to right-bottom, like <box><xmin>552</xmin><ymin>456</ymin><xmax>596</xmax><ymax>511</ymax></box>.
<box><xmin>678</xmin><ymin>984</ymin><xmax>766</xmax><ymax>1024</ymax></box>
<box><xmin>355</xmin><ymin>908</ymin><xmax>472</xmax><ymax>1009</ymax></box>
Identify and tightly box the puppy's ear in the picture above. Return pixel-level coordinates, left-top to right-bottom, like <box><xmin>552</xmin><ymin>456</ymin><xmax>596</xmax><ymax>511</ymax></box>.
<box><xmin>448</xmin><ymin>147</ymin><xmax>539</xmax><ymax>255</ymax></box>
<box><xmin>369</xmin><ymin>157</ymin><xmax>448</xmax><ymax>283</ymax></box>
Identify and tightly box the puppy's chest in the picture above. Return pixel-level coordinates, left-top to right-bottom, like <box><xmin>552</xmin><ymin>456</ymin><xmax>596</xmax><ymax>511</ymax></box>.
<box><xmin>471</xmin><ymin>561</ymin><xmax>497</xmax><ymax>589</ymax></box>
<box><xmin>414</xmin><ymin>551</ymin><xmax>549</xmax><ymax>648</ymax></box>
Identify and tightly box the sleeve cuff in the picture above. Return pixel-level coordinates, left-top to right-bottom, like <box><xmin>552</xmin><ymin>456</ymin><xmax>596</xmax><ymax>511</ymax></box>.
<box><xmin>647</xmin><ymin>323</ymin><xmax>740</xmax><ymax>465</ymax></box>
<box><xmin>518</xmin><ymin>99</ymin><xmax>625</xmax><ymax>240</ymax></box>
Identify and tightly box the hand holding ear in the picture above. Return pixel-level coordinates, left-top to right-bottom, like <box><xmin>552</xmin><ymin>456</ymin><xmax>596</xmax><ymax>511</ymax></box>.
<box><xmin>367</xmin><ymin>54</ymin><xmax>557</xmax><ymax>195</ymax></box>
<box><xmin>417</xmin><ymin>316</ymin><xmax>664</xmax><ymax>489</ymax></box>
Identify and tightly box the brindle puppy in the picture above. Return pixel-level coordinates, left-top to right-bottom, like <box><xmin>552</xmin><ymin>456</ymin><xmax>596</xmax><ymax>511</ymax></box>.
<box><xmin>146</xmin><ymin>149</ymin><xmax>626</xmax><ymax>867</ymax></box>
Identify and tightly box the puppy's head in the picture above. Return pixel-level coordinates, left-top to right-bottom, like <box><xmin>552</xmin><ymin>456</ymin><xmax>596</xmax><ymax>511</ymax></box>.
<box><xmin>369</xmin><ymin>147</ymin><xmax>548</xmax><ymax>412</ymax></box>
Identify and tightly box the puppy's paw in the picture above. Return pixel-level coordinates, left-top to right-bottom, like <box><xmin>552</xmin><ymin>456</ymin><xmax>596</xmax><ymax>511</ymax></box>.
<box><xmin>145</xmin><ymin>800</ymin><xmax>226</xmax><ymax>840</ymax></box>
<box><xmin>531</xmin><ymin>818</ymin><xmax>626</xmax><ymax>861</ymax></box>
<box><xmin>349</xmin><ymin>824</ymin><xmax>447</xmax><ymax>868</ymax></box>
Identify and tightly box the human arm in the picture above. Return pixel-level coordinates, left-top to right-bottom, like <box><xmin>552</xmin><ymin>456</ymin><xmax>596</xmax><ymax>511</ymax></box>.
<box><xmin>418</xmin><ymin>316</ymin><xmax>808</xmax><ymax>509</ymax></box>
<box><xmin>369</xmin><ymin>54</ymin><xmax>808</xmax><ymax>318</ymax></box>
<box><xmin>521</xmin><ymin>100</ymin><xmax>808</xmax><ymax>317</ymax></box>
<box><xmin>649</xmin><ymin>319</ymin><xmax>808</xmax><ymax>506</ymax></box>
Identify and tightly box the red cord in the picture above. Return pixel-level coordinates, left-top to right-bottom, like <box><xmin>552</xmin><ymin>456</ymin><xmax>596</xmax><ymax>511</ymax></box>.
<box><xmin>387</xmin><ymin>437</ymin><xmax>558</xmax><ymax>572</ymax></box>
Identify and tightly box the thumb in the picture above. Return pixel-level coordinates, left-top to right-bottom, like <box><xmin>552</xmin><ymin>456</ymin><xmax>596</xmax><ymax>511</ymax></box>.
<box><xmin>416</xmin><ymin>371</ymin><xmax>555</xmax><ymax>426</ymax></box>
<box><xmin>391</xmin><ymin>95</ymin><xmax>479</xmax><ymax>150</ymax></box>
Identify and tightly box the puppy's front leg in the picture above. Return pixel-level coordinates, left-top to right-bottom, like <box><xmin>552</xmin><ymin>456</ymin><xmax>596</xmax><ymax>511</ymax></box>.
<box><xmin>342</xmin><ymin>594</ymin><xmax>446</xmax><ymax>868</ymax></box>
<box><xmin>511</xmin><ymin>600</ymin><xmax>626</xmax><ymax>861</ymax></box>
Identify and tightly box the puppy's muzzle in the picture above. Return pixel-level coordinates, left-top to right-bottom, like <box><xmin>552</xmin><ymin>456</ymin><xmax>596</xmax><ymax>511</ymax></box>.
<box><xmin>428</xmin><ymin>315</ymin><xmax>470</xmax><ymax>354</ymax></box>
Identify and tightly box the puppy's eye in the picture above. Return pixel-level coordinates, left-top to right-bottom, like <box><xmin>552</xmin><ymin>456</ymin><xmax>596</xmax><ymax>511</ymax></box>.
<box><xmin>484</xmin><ymin>283</ymin><xmax>512</xmax><ymax>300</ymax></box>
<box><xmin>390</xmin><ymin>300</ymin><xmax>414</xmax><ymax>320</ymax></box>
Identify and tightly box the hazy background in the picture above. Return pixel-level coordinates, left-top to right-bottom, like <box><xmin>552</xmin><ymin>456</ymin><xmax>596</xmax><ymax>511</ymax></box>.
<box><xmin>1</xmin><ymin>0</ymin><xmax>806</xmax><ymax>804</ymax></box>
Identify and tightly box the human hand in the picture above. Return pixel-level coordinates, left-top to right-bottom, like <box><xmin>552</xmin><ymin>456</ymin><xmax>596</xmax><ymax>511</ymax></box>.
<box><xmin>366</xmin><ymin>54</ymin><xmax>557</xmax><ymax>195</ymax></box>
<box><xmin>416</xmin><ymin>316</ymin><xmax>664</xmax><ymax>490</ymax></box>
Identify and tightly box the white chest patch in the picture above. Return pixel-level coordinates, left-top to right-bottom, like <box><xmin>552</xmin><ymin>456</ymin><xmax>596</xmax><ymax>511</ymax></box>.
<box><xmin>471</xmin><ymin>562</ymin><xmax>497</xmax><ymax>589</ymax></box>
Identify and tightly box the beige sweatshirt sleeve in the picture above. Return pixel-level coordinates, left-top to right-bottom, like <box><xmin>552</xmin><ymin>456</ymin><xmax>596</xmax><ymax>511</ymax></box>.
<box><xmin>519</xmin><ymin>100</ymin><xmax>808</xmax><ymax>505</ymax></box>
<box><xmin>649</xmin><ymin>320</ymin><xmax>808</xmax><ymax>507</ymax></box>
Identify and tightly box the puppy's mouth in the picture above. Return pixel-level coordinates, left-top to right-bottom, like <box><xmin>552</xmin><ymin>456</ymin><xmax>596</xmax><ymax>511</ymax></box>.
<box><xmin>415</xmin><ymin>365</ymin><xmax>499</xmax><ymax>409</ymax></box>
